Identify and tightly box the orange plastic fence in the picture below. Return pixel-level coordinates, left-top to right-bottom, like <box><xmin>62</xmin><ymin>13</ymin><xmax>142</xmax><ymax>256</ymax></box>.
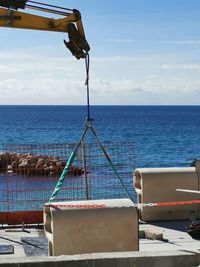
<box><xmin>0</xmin><ymin>143</ymin><xmax>135</xmax><ymax>225</ymax></box>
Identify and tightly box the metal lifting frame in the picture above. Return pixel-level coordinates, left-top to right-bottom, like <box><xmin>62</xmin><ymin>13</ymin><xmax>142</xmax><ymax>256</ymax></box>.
<box><xmin>49</xmin><ymin>118</ymin><xmax>133</xmax><ymax>203</ymax></box>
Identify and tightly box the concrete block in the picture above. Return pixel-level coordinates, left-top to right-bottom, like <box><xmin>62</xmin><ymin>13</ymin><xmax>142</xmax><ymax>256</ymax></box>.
<box><xmin>134</xmin><ymin>167</ymin><xmax>200</xmax><ymax>221</ymax></box>
<box><xmin>44</xmin><ymin>198</ymin><xmax>139</xmax><ymax>256</ymax></box>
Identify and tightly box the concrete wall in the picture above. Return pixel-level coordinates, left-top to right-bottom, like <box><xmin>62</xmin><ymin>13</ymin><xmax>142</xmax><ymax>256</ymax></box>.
<box><xmin>0</xmin><ymin>250</ymin><xmax>199</xmax><ymax>267</ymax></box>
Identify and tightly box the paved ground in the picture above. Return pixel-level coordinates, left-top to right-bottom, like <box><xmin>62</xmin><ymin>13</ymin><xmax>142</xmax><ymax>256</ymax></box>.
<box><xmin>140</xmin><ymin>220</ymin><xmax>200</xmax><ymax>252</ymax></box>
<box><xmin>0</xmin><ymin>220</ymin><xmax>199</xmax><ymax>258</ymax></box>
<box><xmin>0</xmin><ymin>227</ymin><xmax>46</xmax><ymax>257</ymax></box>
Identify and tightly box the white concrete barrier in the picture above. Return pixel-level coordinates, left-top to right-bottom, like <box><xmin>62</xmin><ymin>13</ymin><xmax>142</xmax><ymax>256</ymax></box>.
<box><xmin>134</xmin><ymin>167</ymin><xmax>200</xmax><ymax>221</ymax></box>
<box><xmin>44</xmin><ymin>198</ymin><xmax>139</xmax><ymax>256</ymax></box>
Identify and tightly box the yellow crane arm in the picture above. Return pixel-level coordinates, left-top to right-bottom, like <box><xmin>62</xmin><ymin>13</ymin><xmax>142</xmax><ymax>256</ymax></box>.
<box><xmin>0</xmin><ymin>7</ymin><xmax>82</xmax><ymax>34</ymax></box>
<box><xmin>0</xmin><ymin>2</ymin><xmax>90</xmax><ymax>59</ymax></box>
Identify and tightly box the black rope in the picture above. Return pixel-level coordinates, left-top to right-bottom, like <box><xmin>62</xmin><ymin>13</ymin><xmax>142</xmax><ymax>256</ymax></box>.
<box><xmin>25</xmin><ymin>4</ymin><xmax>70</xmax><ymax>16</ymax></box>
<box><xmin>85</xmin><ymin>54</ymin><xmax>91</xmax><ymax>121</ymax></box>
<box><xmin>27</xmin><ymin>0</ymin><xmax>73</xmax><ymax>11</ymax></box>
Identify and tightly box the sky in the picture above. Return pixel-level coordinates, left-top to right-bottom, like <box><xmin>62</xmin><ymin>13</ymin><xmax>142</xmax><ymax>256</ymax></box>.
<box><xmin>0</xmin><ymin>0</ymin><xmax>200</xmax><ymax>105</ymax></box>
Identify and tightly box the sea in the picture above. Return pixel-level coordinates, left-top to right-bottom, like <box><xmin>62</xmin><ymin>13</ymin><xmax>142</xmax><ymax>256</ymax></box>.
<box><xmin>1</xmin><ymin>105</ymin><xmax>200</xmax><ymax>211</ymax></box>
<box><xmin>0</xmin><ymin>105</ymin><xmax>200</xmax><ymax>168</ymax></box>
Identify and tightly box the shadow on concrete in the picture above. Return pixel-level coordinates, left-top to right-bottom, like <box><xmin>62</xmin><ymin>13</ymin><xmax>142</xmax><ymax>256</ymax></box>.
<box><xmin>21</xmin><ymin>237</ymin><xmax>48</xmax><ymax>256</ymax></box>
<box><xmin>145</xmin><ymin>220</ymin><xmax>190</xmax><ymax>233</ymax></box>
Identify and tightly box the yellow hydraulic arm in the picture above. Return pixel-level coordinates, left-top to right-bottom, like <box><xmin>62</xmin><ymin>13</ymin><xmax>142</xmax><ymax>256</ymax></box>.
<box><xmin>0</xmin><ymin>0</ymin><xmax>90</xmax><ymax>59</ymax></box>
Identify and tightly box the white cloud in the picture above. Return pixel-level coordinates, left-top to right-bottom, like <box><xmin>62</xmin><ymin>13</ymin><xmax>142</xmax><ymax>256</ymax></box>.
<box><xmin>161</xmin><ymin>64</ymin><xmax>200</xmax><ymax>71</ymax></box>
<box><xmin>90</xmin><ymin>77</ymin><xmax>200</xmax><ymax>96</ymax></box>
<box><xmin>0</xmin><ymin>77</ymin><xmax>85</xmax><ymax>104</ymax></box>
<box><xmin>91</xmin><ymin>56</ymin><xmax>138</xmax><ymax>63</ymax></box>
<box><xmin>0</xmin><ymin>52</ymin><xmax>35</xmax><ymax>60</ymax></box>
<box><xmin>146</xmin><ymin>74</ymin><xmax>158</xmax><ymax>79</ymax></box>
<box><xmin>106</xmin><ymin>39</ymin><xmax>136</xmax><ymax>43</ymax></box>
<box><xmin>0</xmin><ymin>49</ymin><xmax>200</xmax><ymax>104</ymax></box>
<box><xmin>160</xmin><ymin>40</ymin><xmax>200</xmax><ymax>44</ymax></box>
<box><xmin>0</xmin><ymin>65</ymin><xmax>9</xmax><ymax>72</ymax></box>
<box><xmin>91</xmin><ymin>79</ymin><xmax>138</xmax><ymax>95</ymax></box>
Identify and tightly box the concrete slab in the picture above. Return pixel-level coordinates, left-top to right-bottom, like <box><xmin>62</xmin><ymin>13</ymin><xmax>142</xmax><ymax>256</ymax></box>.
<box><xmin>0</xmin><ymin>221</ymin><xmax>199</xmax><ymax>266</ymax></box>
<box><xmin>0</xmin><ymin>228</ymin><xmax>45</xmax><ymax>258</ymax></box>
<box><xmin>140</xmin><ymin>220</ymin><xmax>200</xmax><ymax>252</ymax></box>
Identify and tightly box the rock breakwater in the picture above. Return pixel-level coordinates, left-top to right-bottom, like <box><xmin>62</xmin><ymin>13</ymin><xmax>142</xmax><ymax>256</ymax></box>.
<box><xmin>0</xmin><ymin>153</ymin><xmax>83</xmax><ymax>176</ymax></box>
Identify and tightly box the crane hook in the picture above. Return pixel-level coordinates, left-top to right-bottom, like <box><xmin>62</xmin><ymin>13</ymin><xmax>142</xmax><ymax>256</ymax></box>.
<box><xmin>64</xmin><ymin>23</ymin><xmax>90</xmax><ymax>59</ymax></box>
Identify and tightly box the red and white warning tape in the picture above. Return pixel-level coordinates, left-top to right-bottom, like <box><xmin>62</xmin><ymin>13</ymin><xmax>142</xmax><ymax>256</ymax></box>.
<box><xmin>136</xmin><ymin>199</ymin><xmax>200</xmax><ymax>208</ymax></box>
<box><xmin>45</xmin><ymin>199</ymin><xmax>200</xmax><ymax>209</ymax></box>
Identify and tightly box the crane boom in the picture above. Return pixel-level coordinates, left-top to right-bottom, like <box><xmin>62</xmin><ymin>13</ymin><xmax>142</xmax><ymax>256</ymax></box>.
<box><xmin>0</xmin><ymin>7</ymin><xmax>83</xmax><ymax>34</ymax></box>
<box><xmin>0</xmin><ymin>0</ymin><xmax>90</xmax><ymax>59</ymax></box>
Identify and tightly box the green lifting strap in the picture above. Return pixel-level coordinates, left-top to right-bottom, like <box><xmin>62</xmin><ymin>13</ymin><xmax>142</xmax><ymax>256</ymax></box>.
<box><xmin>48</xmin><ymin>124</ymin><xmax>88</xmax><ymax>203</ymax></box>
<box><xmin>109</xmin><ymin>158</ymin><xmax>133</xmax><ymax>201</ymax></box>
<box><xmin>48</xmin><ymin>151</ymin><xmax>76</xmax><ymax>203</ymax></box>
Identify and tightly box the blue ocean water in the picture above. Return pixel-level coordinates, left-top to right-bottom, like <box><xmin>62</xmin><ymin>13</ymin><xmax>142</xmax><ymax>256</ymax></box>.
<box><xmin>0</xmin><ymin>105</ymin><xmax>200</xmax><ymax>168</ymax></box>
<box><xmin>1</xmin><ymin>105</ymin><xmax>200</xmax><ymax>212</ymax></box>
